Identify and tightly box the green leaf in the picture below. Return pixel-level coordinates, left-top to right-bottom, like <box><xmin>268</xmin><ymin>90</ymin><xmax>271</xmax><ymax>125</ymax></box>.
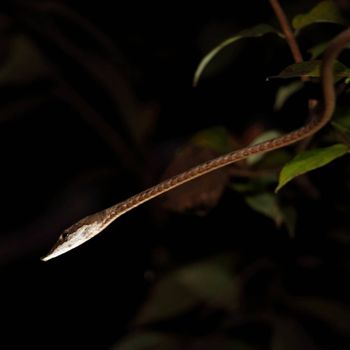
<box><xmin>333</xmin><ymin>106</ymin><xmax>350</xmax><ymax>129</ymax></box>
<box><xmin>230</xmin><ymin>180</ymin><xmax>265</xmax><ymax>194</ymax></box>
<box><xmin>193</xmin><ymin>24</ymin><xmax>280</xmax><ymax>86</ymax></box>
<box><xmin>331</xmin><ymin>107</ymin><xmax>350</xmax><ymax>142</ymax></box>
<box><xmin>276</xmin><ymin>144</ymin><xmax>349</xmax><ymax>192</ymax></box>
<box><xmin>175</xmin><ymin>261</ymin><xmax>239</xmax><ymax>308</ymax></box>
<box><xmin>135</xmin><ymin>274</ymin><xmax>198</xmax><ymax>325</ymax></box>
<box><xmin>271</xmin><ymin>60</ymin><xmax>350</xmax><ymax>81</ymax></box>
<box><xmin>331</xmin><ymin>121</ymin><xmax>349</xmax><ymax>135</ymax></box>
<box><xmin>245</xmin><ymin>192</ymin><xmax>283</xmax><ymax>226</ymax></box>
<box><xmin>308</xmin><ymin>41</ymin><xmax>329</xmax><ymax>59</ymax></box>
<box><xmin>271</xmin><ymin>317</ymin><xmax>319</xmax><ymax>350</ymax></box>
<box><xmin>111</xmin><ymin>332</ymin><xmax>176</xmax><ymax>350</ymax></box>
<box><xmin>230</xmin><ymin>172</ymin><xmax>277</xmax><ymax>194</ymax></box>
<box><xmin>281</xmin><ymin>206</ymin><xmax>297</xmax><ymax>238</ymax></box>
<box><xmin>255</xmin><ymin>149</ymin><xmax>291</xmax><ymax>169</ymax></box>
<box><xmin>191</xmin><ymin>126</ymin><xmax>235</xmax><ymax>153</ymax></box>
<box><xmin>135</xmin><ymin>259</ymin><xmax>239</xmax><ymax>324</ymax></box>
<box><xmin>112</xmin><ymin>333</ymin><xmax>259</xmax><ymax>350</ymax></box>
<box><xmin>0</xmin><ymin>35</ymin><xmax>50</xmax><ymax>85</ymax></box>
<box><xmin>274</xmin><ymin>81</ymin><xmax>304</xmax><ymax>110</ymax></box>
<box><xmin>247</xmin><ymin>130</ymin><xmax>282</xmax><ymax>165</ymax></box>
<box><xmin>288</xmin><ymin>297</ymin><xmax>350</xmax><ymax>334</ymax></box>
<box><xmin>292</xmin><ymin>0</ymin><xmax>348</xmax><ymax>30</ymax></box>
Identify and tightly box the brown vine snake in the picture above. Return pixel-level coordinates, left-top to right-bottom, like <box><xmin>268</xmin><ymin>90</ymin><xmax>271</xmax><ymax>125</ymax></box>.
<box><xmin>42</xmin><ymin>27</ymin><xmax>350</xmax><ymax>261</ymax></box>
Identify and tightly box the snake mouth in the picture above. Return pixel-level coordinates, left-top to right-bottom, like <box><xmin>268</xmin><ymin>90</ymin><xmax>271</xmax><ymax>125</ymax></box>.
<box><xmin>41</xmin><ymin>219</ymin><xmax>106</xmax><ymax>261</ymax></box>
<box><xmin>41</xmin><ymin>232</ymin><xmax>78</xmax><ymax>261</ymax></box>
<box><xmin>41</xmin><ymin>235</ymin><xmax>68</xmax><ymax>261</ymax></box>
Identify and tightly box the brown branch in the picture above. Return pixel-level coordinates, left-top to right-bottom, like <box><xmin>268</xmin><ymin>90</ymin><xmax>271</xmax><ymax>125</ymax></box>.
<box><xmin>53</xmin><ymin>81</ymin><xmax>140</xmax><ymax>174</ymax></box>
<box><xmin>18</xmin><ymin>16</ymin><xmax>140</xmax><ymax>174</ymax></box>
<box><xmin>29</xmin><ymin>2</ymin><xmax>121</xmax><ymax>59</ymax></box>
<box><xmin>269</xmin><ymin>0</ymin><xmax>303</xmax><ymax>63</ymax></box>
<box><xmin>27</xmin><ymin>13</ymin><xmax>151</xmax><ymax>150</ymax></box>
<box><xmin>269</xmin><ymin>0</ymin><xmax>318</xmax><ymax>152</ymax></box>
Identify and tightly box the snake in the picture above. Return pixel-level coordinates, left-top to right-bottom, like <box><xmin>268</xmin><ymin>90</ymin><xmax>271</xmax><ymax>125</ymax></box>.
<box><xmin>42</xmin><ymin>27</ymin><xmax>350</xmax><ymax>261</ymax></box>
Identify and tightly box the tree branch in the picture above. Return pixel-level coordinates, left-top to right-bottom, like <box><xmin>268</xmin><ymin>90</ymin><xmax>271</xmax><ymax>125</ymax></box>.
<box><xmin>269</xmin><ymin>0</ymin><xmax>303</xmax><ymax>63</ymax></box>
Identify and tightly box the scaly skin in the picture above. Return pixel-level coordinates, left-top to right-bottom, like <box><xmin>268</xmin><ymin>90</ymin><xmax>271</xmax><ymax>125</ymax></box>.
<box><xmin>42</xmin><ymin>27</ymin><xmax>350</xmax><ymax>261</ymax></box>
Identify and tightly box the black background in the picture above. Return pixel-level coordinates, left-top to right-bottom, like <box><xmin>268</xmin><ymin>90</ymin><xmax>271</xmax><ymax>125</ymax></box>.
<box><xmin>1</xmin><ymin>1</ymin><xmax>349</xmax><ymax>349</ymax></box>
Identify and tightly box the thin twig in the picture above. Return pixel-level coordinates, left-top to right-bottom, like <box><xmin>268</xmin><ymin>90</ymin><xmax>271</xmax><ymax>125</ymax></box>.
<box><xmin>29</xmin><ymin>2</ymin><xmax>121</xmax><ymax>58</ymax></box>
<box><xmin>53</xmin><ymin>81</ymin><xmax>140</xmax><ymax>174</ymax></box>
<box><xmin>19</xmin><ymin>16</ymin><xmax>140</xmax><ymax>174</ymax></box>
<box><xmin>32</xmin><ymin>14</ymin><xmax>149</xmax><ymax>150</ymax></box>
<box><xmin>269</xmin><ymin>0</ymin><xmax>303</xmax><ymax>63</ymax></box>
<box><xmin>269</xmin><ymin>0</ymin><xmax>317</xmax><ymax>151</ymax></box>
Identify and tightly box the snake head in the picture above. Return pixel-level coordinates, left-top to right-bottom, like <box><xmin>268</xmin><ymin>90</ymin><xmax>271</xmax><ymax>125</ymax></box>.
<box><xmin>41</xmin><ymin>212</ymin><xmax>108</xmax><ymax>261</ymax></box>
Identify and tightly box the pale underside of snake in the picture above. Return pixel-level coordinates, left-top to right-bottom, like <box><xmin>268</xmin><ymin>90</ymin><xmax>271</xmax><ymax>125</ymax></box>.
<box><xmin>41</xmin><ymin>27</ymin><xmax>350</xmax><ymax>261</ymax></box>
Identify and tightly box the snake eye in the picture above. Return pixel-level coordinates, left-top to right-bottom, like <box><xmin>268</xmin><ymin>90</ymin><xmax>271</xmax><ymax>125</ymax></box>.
<box><xmin>61</xmin><ymin>230</ymin><xmax>70</xmax><ymax>240</ymax></box>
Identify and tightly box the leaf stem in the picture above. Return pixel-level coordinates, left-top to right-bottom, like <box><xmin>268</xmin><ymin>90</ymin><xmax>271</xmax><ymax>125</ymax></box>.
<box><xmin>269</xmin><ymin>0</ymin><xmax>317</xmax><ymax>152</ymax></box>
<box><xmin>269</xmin><ymin>0</ymin><xmax>303</xmax><ymax>63</ymax></box>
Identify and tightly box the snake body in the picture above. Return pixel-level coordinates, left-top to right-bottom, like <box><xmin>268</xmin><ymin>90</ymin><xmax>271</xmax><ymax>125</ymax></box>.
<box><xmin>42</xmin><ymin>28</ymin><xmax>350</xmax><ymax>261</ymax></box>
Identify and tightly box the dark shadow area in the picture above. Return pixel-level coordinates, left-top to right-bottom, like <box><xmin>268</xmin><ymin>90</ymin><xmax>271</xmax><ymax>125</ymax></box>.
<box><xmin>0</xmin><ymin>1</ymin><xmax>349</xmax><ymax>349</ymax></box>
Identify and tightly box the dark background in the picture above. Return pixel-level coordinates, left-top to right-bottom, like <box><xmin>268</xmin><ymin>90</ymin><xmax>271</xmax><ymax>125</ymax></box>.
<box><xmin>0</xmin><ymin>1</ymin><xmax>349</xmax><ymax>349</ymax></box>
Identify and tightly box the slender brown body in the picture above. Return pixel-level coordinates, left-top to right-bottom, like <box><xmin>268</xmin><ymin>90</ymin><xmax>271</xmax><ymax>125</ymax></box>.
<box><xmin>42</xmin><ymin>27</ymin><xmax>350</xmax><ymax>261</ymax></box>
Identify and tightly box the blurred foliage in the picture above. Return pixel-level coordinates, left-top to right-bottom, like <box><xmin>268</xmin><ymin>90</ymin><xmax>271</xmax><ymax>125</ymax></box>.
<box><xmin>193</xmin><ymin>24</ymin><xmax>282</xmax><ymax>86</ymax></box>
<box><xmin>292</xmin><ymin>0</ymin><xmax>349</xmax><ymax>30</ymax></box>
<box><xmin>333</xmin><ymin>105</ymin><xmax>350</xmax><ymax>130</ymax></box>
<box><xmin>271</xmin><ymin>60</ymin><xmax>350</xmax><ymax>81</ymax></box>
<box><xmin>191</xmin><ymin>126</ymin><xmax>236</xmax><ymax>154</ymax></box>
<box><xmin>135</xmin><ymin>256</ymin><xmax>239</xmax><ymax>325</ymax></box>
<box><xmin>274</xmin><ymin>81</ymin><xmax>304</xmax><ymax>110</ymax></box>
<box><xmin>0</xmin><ymin>34</ymin><xmax>50</xmax><ymax>84</ymax></box>
<box><xmin>246</xmin><ymin>130</ymin><xmax>282</xmax><ymax>165</ymax></box>
<box><xmin>0</xmin><ymin>1</ymin><xmax>350</xmax><ymax>350</ymax></box>
<box><xmin>276</xmin><ymin>144</ymin><xmax>349</xmax><ymax>192</ymax></box>
<box><xmin>111</xmin><ymin>1</ymin><xmax>350</xmax><ymax>349</ymax></box>
<box><xmin>308</xmin><ymin>41</ymin><xmax>330</xmax><ymax>59</ymax></box>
